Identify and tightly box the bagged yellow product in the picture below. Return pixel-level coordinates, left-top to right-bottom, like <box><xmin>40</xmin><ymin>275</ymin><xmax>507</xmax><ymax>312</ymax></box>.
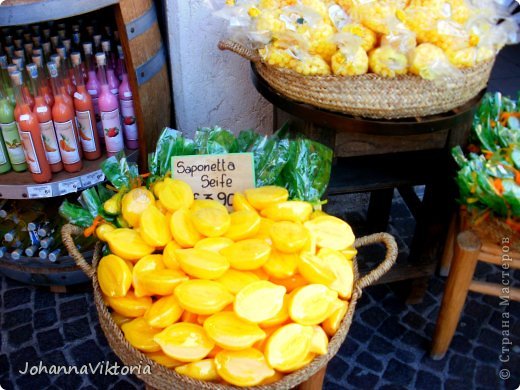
<box><xmin>259</xmin><ymin>45</ymin><xmax>298</xmax><ymax>71</ymax></box>
<box><xmin>409</xmin><ymin>43</ymin><xmax>461</xmax><ymax>79</ymax></box>
<box><xmin>340</xmin><ymin>24</ymin><xmax>377</xmax><ymax>52</ymax></box>
<box><xmin>446</xmin><ymin>46</ymin><xmax>477</xmax><ymax>67</ymax></box>
<box><xmin>121</xmin><ymin>317</ymin><xmax>162</xmax><ymax>353</ymax></box>
<box><xmin>368</xmin><ymin>46</ymin><xmax>408</xmax><ymax>77</ymax></box>
<box><xmin>97</xmin><ymin>254</ymin><xmax>133</xmax><ymax>298</ymax></box>
<box><xmin>350</xmin><ymin>0</ymin><xmax>407</xmax><ymax>35</ymax></box>
<box><xmin>380</xmin><ymin>21</ymin><xmax>417</xmax><ymax>55</ymax></box>
<box><xmin>292</xmin><ymin>49</ymin><xmax>332</xmax><ymax>76</ymax></box>
<box><xmin>121</xmin><ymin>187</ymin><xmax>155</xmax><ymax>227</ymax></box>
<box><xmin>331</xmin><ymin>33</ymin><xmax>369</xmax><ymax>76</ymax></box>
<box><xmin>305</xmin><ymin>22</ymin><xmax>338</xmax><ymax>62</ymax></box>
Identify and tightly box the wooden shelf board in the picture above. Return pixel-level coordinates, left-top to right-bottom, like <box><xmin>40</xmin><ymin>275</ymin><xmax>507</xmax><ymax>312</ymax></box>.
<box><xmin>0</xmin><ymin>0</ymin><xmax>119</xmax><ymax>26</ymax></box>
<box><xmin>0</xmin><ymin>149</ymin><xmax>138</xmax><ymax>199</ymax></box>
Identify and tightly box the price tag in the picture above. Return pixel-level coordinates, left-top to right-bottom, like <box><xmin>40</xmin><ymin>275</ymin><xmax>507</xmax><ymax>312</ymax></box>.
<box><xmin>81</xmin><ymin>170</ymin><xmax>105</xmax><ymax>188</ymax></box>
<box><xmin>27</xmin><ymin>185</ymin><xmax>53</xmax><ymax>198</ymax></box>
<box><xmin>58</xmin><ymin>179</ymin><xmax>81</xmax><ymax>195</ymax></box>
<box><xmin>172</xmin><ymin>153</ymin><xmax>255</xmax><ymax>209</ymax></box>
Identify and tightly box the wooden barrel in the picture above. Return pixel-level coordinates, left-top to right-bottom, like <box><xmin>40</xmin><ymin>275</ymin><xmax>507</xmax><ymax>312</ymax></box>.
<box><xmin>115</xmin><ymin>0</ymin><xmax>171</xmax><ymax>169</ymax></box>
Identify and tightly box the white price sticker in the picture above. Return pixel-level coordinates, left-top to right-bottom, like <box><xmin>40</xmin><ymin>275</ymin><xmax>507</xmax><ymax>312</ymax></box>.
<box><xmin>58</xmin><ymin>179</ymin><xmax>81</xmax><ymax>195</ymax></box>
<box><xmin>27</xmin><ymin>185</ymin><xmax>53</xmax><ymax>198</ymax></box>
<box><xmin>81</xmin><ymin>170</ymin><xmax>105</xmax><ymax>188</ymax></box>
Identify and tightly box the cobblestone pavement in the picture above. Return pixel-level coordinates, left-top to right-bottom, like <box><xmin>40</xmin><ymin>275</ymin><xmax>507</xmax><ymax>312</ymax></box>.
<box><xmin>1</xmin><ymin>191</ymin><xmax>519</xmax><ymax>390</ymax></box>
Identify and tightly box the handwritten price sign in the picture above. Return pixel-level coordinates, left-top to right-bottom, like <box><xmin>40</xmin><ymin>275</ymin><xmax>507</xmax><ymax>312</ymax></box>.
<box><xmin>172</xmin><ymin>153</ymin><xmax>255</xmax><ymax>209</ymax></box>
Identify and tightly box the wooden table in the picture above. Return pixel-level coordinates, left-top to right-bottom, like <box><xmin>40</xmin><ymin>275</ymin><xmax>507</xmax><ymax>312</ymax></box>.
<box><xmin>251</xmin><ymin>65</ymin><xmax>484</xmax><ymax>302</ymax></box>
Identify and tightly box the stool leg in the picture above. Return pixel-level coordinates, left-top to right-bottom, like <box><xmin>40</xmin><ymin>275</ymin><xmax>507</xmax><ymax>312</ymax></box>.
<box><xmin>367</xmin><ymin>188</ymin><xmax>394</xmax><ymax>234</ymax></box>
<box><xmin>439</xmin><ymin>213</ymin><xmax>457</xmax><ymax>277</ymax></box>
<box><xmin>430</xmin><ymin>231</ymin><xmax>481</xmax><ymax>360</ymax></box>
<box><xmin>298</xmin><ymin>366</ymin><xmax>327</xmax><ymax>390</ymax></box>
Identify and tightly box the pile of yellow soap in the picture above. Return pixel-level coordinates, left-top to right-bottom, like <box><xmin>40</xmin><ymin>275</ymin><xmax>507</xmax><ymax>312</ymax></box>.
<box><xmin>96</xmin><ymin>179</ymin><xmax>356</xmax><ymax>387</ymax></box>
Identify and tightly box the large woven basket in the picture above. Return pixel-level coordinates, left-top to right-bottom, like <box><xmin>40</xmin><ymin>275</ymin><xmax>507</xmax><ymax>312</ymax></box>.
<box><xmin>218</xmin><ymin>40</ymin><xmax>494</xmax><ymax>120</ymax></box>
<box><xmin>62</xmin><ymin>224</ymin><xmax>398</xmax><ymax>390</ymax></box>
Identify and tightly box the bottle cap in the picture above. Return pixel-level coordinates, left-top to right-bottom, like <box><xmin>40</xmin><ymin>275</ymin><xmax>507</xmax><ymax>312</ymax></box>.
<box><xmin>24</xmin><ymin>42</ymin><xmax>33</xmax><ymax>52</ymax></box>
<box><xmin>32</xmin><ymin>36</ymin><xmax>41</xmax><ymax>46</ymax></box>
<box><xmin>95</xmin><ymin>52</ymin><xmax>106</xmax><ymax>66</ymax></box>
<box><xmin>10</xmin><ymin>70</ymin><xmax>22</xmax><ymax>86</ymax></box>
<box><xmin>93</xmin><ymin>34</ymin><xmax>102</xmax><ymax>46</ymax></box>
<box><xmin>83</xmin><ymin>42</ymin><xmax>93</xmax><ymax>55</ymax></box>
<box><xmin>56</xmin><ymin>46</ymin><xmax>66</xmax><ymax>59</ymax></box>
<box><xmin>71</xmin><ymin>52</ymin><xmax>81</xmax><ymax>66</ymax></box>
<box><xmin>7</xmin><ymin>64</ymin><xmax>17</xmax><ymax>75</ymax></box>
<box><xmin>50</xmin><ymin>35</ymin><xmax>59</xmax><ymax>47</ymax></box>
<box><xmin>47</xmin><ymin>62</ymin><xmax>59</xmax><ymax>78</ymax></box>
<box><xmin>101</xmin><ymin>40</ymin><xmax>110</xmax><ymax>52</ymax></box>
<box><xmin>0</xmin><ymin>55</ymin><xmax>7</xmax><ymax>68</ymax></box>
<box><xmin>50</xmin><ymin>53</ymin><xmax>60</xmax><ymax>65</ymax></box>
<box><xmin>13</xmin><ymin>49</ymin><xmax>24</xmax><ymax>59</ymax></box>
<box><xmin>32</xmin><ymin>47</ymin><xmax>42</xmax><ymax>56</ymax></box>
<box><xmin>72</xmin><ymin>24</ymin><xmax>80</xmax><ymax>32</ymax></box>
<box><xmin>63</xmin><ymin>39</ymin><xmax>71</xmax><ymax>51</ymax></box>
<box><xmin>32</xmin><ymin>55</ymin><xmax>43</xmax><ymax>67</ymax></box>
<box><xmin>26</xmin><ymin>63</ymin><xmax>38</xmax><ymax>79</ymax></box>
<box><xmin>12</xmin><ymin>56</ymin><xmax>24</xmax><ymax>70</ymax></box>
<box><xmin>42</xmin><ymin>41</ymin><xmax>51</xmax><ymax>53</ymax></box>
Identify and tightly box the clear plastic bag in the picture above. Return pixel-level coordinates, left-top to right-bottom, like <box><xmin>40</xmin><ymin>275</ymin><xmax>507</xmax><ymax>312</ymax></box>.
<box><xmin>409</xmin><ymin>43</ymin><xmax>461</xmax><ymax>80</ymax></box>
<box><xmin>331</xmin><ymin>33</ymin><xmax>369</xmax><ymax>75</ymax></box>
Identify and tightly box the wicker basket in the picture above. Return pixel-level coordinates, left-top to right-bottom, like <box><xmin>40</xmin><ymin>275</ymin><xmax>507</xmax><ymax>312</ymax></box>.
<box><xmin>218</xmin><ymin>40</ymin><xmax>494</xmax><ymax>120</ymax></box>
<box><xmin>62</xmin><ymin>224</ymin><xmax>398</xmax><ymax>390</ymax></box>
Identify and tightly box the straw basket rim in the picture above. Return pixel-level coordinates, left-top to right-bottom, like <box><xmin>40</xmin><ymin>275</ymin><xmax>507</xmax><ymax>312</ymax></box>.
<box><xmin>218</xmin><ymin>40</ymin><xmax>495</xmax><ymax>120</ymax></box>
<box><xmin>62</xmin><ymin>224</ymin><xmax>398</xmax><ymax>390</ymax></box>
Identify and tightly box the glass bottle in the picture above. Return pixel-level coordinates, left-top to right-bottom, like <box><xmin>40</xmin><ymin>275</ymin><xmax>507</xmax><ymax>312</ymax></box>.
<box><xmin>118</xmin><ymin>46</ymin><xmax>138</xmax><ymax>150</ymax></box>
<box><xmin>101</xmin><ymin>40</ymin><xmax>119</xmax><ymax>97</ymax></box>
<box><xmin>84</xmin><ymin>42</ymin><xmax>103</xmax><ymax>143</ymax></box>
<box><xmin>0</xmin><ymin>86</ymin><xmax>26</xmax><ymax>172</ymax></box>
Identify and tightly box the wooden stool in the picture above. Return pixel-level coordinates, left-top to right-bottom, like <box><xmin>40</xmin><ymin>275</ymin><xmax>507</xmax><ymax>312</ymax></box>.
<box><xmin>431</xmin><ymin>215</ymin><xmax>520</xmax><ymax>360</ymax></box>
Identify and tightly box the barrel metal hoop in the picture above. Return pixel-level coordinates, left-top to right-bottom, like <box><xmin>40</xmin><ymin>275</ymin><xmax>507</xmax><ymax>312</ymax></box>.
<box><xmin>125</xmin><ymin>3</ymin><xmax>157</xmax><ymax>40</ymax></box>
<box><xmin>135</xmin><ymin>44</ymin><xmax>166</xmax><ymax>85</ymax></box>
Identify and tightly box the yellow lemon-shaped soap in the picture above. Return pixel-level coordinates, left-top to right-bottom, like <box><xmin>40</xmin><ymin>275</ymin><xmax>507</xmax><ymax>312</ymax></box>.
<box><xmin>163</xmin><ymin>241</ymin><xmax>181</xmax><ymax>269</ymax></box>
<box><xmin>216</xmin><ymin>269</ymin><xmax>260</xmax><ymax>294</ymax></box>
<box><xmin>265</xmin><ymin>323</ymin><xmax>313</xmax><ymax>372</ymax></box>
<box><xmin>322</xmin><ymin>299</ymin><xmax>349</xmax><ymax>336</ymax></box>
<box><xmin>175</xmin><ymin>359</ymin><xmax>220</xmax><ymax>381</ymax></box>
<box><xmin>261</xmin><ymin>201</ymin><xmax>313</xmax><ymax>223</ymax></box>
<box><xmin>235</xmin><ymin>281</ymin><xmax>286</xmax><ymax>323</ymax></box>
<box><xmin>139</xmin><ymin>205</ymin><xmax>172</xmax><ymax>247</ymax></box>
<box><xmin>298</xmin><ymin>252</ymin><xmax>336</xmax><ymax>285</ymax></box>
<box><xmin>146</xmin><ymin>351</ymin><xmax>183</xmax><ymax>368</ymax></box>
<box><xmin>220</xmin><ymin>239</ymin><xmax>271</xmax><ymax>270</ymax></box>
<box><xmin>159</xmin><ymin>178</ymin><xmax>194</xmax><ymax>211</ymax></box>
<box><xmin>121</xmin><ymin>187</ymin><xmax>155</xmax><ymax>227</ymax></box>
<box><xmin>195</xmin><ymin>237</ymin><xmax>234</xmax><ymax>253</ymax></box>
<box><xmin>245</xmin><ymin>186</ymin><xmax>289</xmax><ymax>210</ymax></box>
<box><xmin>105</xmin><ymin>228</ymin><xmax>154</xmax><ymax>261</ymax></box>
<box><xmin>174</xmin><ymin>280</ymin><xmax>234</xmax><ymax>315</ymax></box>
<box><xmin>96</xmin><ymin>223</ymin><xmax>115</xmax><ymax>242</ymax></box>
<box><xmin>289</xmin><ymin>284</ymin><xmax>338</xmax><ymax>326</ymax></box>
<box><xmin>204</xmin><ymin>311</ymin><xmax>266</xmax><ymax>350</ymax></box>
<box><xmin>170</xmin><ymin>208</ymin><xmax>203</xmax><ymax>248</ymax></box>
<box><xmin>215</xmin><ymin>348</ymin><xmax>275</xmax><ymax>387</ymax></box>
<box><xmin>132</xmin><ymin>254</ymin><xmax>165</xmax><ymax>297</ymax></box>
<box><xmin>270</xmin><ymin>221</ymin><xmax>308</xmax><ymax>253</ymax></box>
<box><xmin>310</xmin><ymin>325</ymin><xmax>329</xmax><ymax>355</ymax></box>
<box><xmin>175</xmin><ymin>248</ymin><xmax>229</xmax><ymax>279</ymax></box>
<box><xmin>106</xmin><ymin>291</ymin><xmax>152</xmax><ymax>318</ymax></box>
<box><xmin>139</xmin><ymin>269</ymin><xmax>189</xmax><ymax>296</ymax></box>
<box><xmin>97</xmin><ymin>254</ymin><xmax>132</xmax><ymax>297</ymax></box>
<box><xmin>154</xmin><ymin>322</ymin><xmax>214</xmax><ymax>362</ymax></box>
<box><xmin>318</xmin><ymin>248</ymin><xmax>354</xmax><ymax>299</ymax></box>
<box><xmin>260</xmin><ymin>295</ymin><xmax>290</xmax><ymax>328</ymax></box>
<box><xmin>263</xmin><ymin>250</ymin><xmax>298</xmax><ymax>279</ymax></box>
<box><xmin>144</xmin><ymin>294</ymin><xmax>184</xmax><ymax>328</ymax></box>
<box><xmin>190</xmin><ymin>199</ymin><xmax>227</xmax><ymax>213</ymax></box>
<box><xmin>121</xmin><ymin>317</ymin><xmax>162</xmax><ymax>352</ymax></box>
<box><xmin>232</xmin><ymin>192</ymin><xmax>256</xmax><ymax>212</ymax></box>
<box><xmin>304</xmin><ymin>216</ymin><xmax>355</xmax><ymax>251</ymax></box>
<box><xmin>224</xmin><ymin>210</ymin><xmax>261</xmax><ymax>241</ymax></box>
<box><xmin>111</xmin><ymin>312</ymin><xmax>132</xmax><ymax>327</ymax></box>
<box><xmin>269</xmin><ymin>274</ymin><xmax>308</xmax><ymax>293</ymax></box>
<box><xmin>190</xmin><ymin>207</ymin><xmax>230</xmax><ymax>237</ymax></box>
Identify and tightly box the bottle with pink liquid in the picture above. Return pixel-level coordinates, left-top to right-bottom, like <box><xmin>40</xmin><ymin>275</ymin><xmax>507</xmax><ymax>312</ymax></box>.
<box><xmin>101</xmin><ymin>40</ymin><xmax>119</xmax><ymax>98</ymax></box>
<box><xmin>96</xmin><ymin>52</ymin><xmax>123</xmax><ymax>156</ymax></box>
<box><xmin>83</xmin><ymin>42</ymin><xmax>104</xmax><ymax>144</ymax></box>
<box><xmin>117</xmin><ymin>46</ymin><xmax>138</xmax><ymax>150</ymax></box>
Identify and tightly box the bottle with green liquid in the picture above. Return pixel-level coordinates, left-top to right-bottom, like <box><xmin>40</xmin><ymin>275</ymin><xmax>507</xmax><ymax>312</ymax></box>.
<box><xmin>0</xmin><ymin>87</ymin><xmax>27</xmax><ymax>172</ymax></box>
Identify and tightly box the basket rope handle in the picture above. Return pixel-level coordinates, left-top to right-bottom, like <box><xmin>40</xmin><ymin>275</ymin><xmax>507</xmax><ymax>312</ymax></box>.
<box><xmin>354</xmin><ymin>232</ymin><xmax>398</xmax><ymax>290</ymax></box>
<box><xmin>61</xmin><ymin>224</ymin><xmax>99</xmax><ymax>279</ymax></box>
<box><xmin>218</xmin><ymin>40</ymin><xmax>261</xmax><ymax>63</ymax></box>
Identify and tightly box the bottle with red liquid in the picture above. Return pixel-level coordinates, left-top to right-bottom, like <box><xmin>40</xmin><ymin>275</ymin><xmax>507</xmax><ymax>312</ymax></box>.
<box><xmin>83</xmin><ymin>42</ymin><xmax>103</xmax><ymax>144</ymax></box>
<box><xmin>11</xmin><ymin>57</ymin><xmax>34</xmax><ymax>110</ymax></box>
<box><xmin>96</xmin><ymin>52</ymin><xmax>123</xmax><ymax>156</ymax></box>
<box><xmin>56</xmin><ymin>46</ymin><xmax>75</xmax><ymax>97</ymax></box>
<box><xmin>26</xmin><ymin>63</ymin><xmax>63</xmax><ymax>173</ymax></box>
<box><xmin>31</xmin><ymin>54</ymin><xmax>54</xmax><ymax>108</ymax></box>
<box><xmin>50</xmin><ymin>55</ymin><xmax>73</xmax><ymax>109</ymax></box>
<box><xmin>47</xmin><ymin>62</ymin><xmax>82</xmax><ymax>173</ymax></box>
<box><xmin>71</xmin><ymin>52</ymin><xmax>101</xmax><ymax>160</ymax></box>
<box><xmin>101</xmin><ymin>40</ymin><xmax>119</xmax><ymax>98</ymax></box>
<box><xmin>117</xmin><ymin>46</ymin><xmax>138</xmax><ymax>150</ymax></box>
<box><xmin>10</xmin><ymin>70</ymin><xmax>52</xmax><ymax>183</ymax></box>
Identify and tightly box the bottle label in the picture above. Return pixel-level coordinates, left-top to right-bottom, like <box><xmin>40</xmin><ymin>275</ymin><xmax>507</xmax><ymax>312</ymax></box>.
<box><xmin>54</xmin><ymin>120</ymin><xmax>81</xmax><ymax>164</ymax></box>
<box><xmin>0</xmin><ymin>121</ymin><xmax>26</xmax><ymax>165</ymax></box>
<box><xmin>76</xmin><ymin>110</ymin><xmax>97</xmax><ymax>152</ymax></box>
<box><xmin>39</xmin><ymin>120</ymin><xmax>61</xmax><ymax>164</ymax></box>
<box><xmin>101</xmin><ymin>108</ymin><xmax>124</xmax><ymax>153</ymax></box>
<box><xmin>20</xmin><ymin>131</ymin><xmax>41</xmax><ymax>174</ymax></box>
<box><xmin>120</xmin><ymin>99</ymin><xmax>138</xmax><ymax>141</ymax></box>
<box><xmin>73</xmin><ymin>92</ymin><xmax>85</xmax><ymax>101</ymax></box>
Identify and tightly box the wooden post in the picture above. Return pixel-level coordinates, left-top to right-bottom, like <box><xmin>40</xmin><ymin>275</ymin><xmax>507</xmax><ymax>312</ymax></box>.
<box><xmin>297</xmin><ymin>366</ymin><xmax>327</xmax><ymax>390</ymax></box>
<box><xmin>430</xmin><ymin>230</ymin><xmax>481</xmax><ymax>360</ymax></box>
<box><xmin>439</xmin><ymin>214</ymin><xmax>457</xmax><ymax>276</ymax></box>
